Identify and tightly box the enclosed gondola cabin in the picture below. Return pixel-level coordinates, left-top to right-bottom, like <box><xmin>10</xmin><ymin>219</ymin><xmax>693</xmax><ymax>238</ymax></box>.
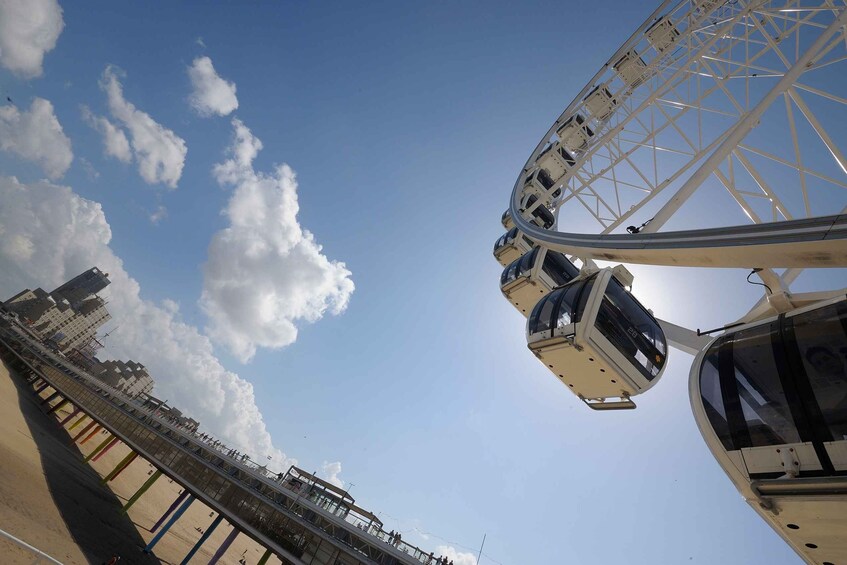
<box><xmin>527</xmin><ymin>268</ymin><xmax>666</xmax><ymax>409</ymax></box>
<box><xmin>521</xmin><ymin>168</ymin><xmax>561</xmax><ymax>209</ymax></box>
<box><xmin>493</xmin><ymin>227</ymin><xmax>535</xmax><ymax>267</ymax></box>
<box><xmin>500</xmin><ymin>247</ymin><xmax>579</xmax><ymax>316</ymax></box>
<box><xmin>501</xmin><ymin>195</ymin><xmax>556</xmax><ymax>231</ymax></box>
<box><xmin>690</xmin><ymin>296</ymin><xmax>847</xmax><ymax>564</ymax></box>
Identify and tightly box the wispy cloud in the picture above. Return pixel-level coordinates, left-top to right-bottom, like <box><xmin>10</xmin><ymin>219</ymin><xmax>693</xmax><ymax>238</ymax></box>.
<box><xmin>149</xmin><ymin>204</ymin><xmax>167</xmax><ymax>225</ymax></box>
<box><xmin>99</xmin><ymin>66</ymin><xmax>188</xmax><ymax>189</ymax></box>
<box><xmin>81</xmin><ymin>105</ymin><xmax>132</xmax><ymax>163</ymax></box>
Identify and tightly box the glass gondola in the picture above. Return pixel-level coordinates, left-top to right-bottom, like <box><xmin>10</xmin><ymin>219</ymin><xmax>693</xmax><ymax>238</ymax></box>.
<box><xmin>527</xmin><ymin>268</ymin><xmax>666</xmax><ymax>409</ymax></box>
<box><xmin>521</xmin><ymin>168</ymin><xmax>562</xmax><ymax>209</ymax></box>
<box><xmin>690</xmin><ymin>296</ymin><xmax>847</xmax><ymax>564</ymax></box>
<box><xmin>501</xmin><ymin>195</ymin><xmax>556</xmax><ymax>231</ymax></box>
<box><xmin>493</xmin><ymin>227</ymin><xmax>535</xmax><ymax>267</ymax></box>
<box><xmin>500</xmin><ymin>246</ymin><xmax>579</xmax><ymax>316</ymax></box>
<box><xmin>536</xmin><ymin>141</ymin><xmax>575</xmax><ymax>182</ymax></box>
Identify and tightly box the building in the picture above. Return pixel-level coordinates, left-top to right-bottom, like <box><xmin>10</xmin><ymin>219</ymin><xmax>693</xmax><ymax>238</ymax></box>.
<box><xmin>3</xmin><ymin>268</ymin><xmax>112</xmax><ymax>352</ymax></box>
<box><xmin>92</xmin><ymin>359</ymin><xmax>155</xmax><ymax>398</ymax></box>
<box><xmin>52</xmin><ymin>267</ymin><xmax>111</xmax><ymax>304</ymax></box>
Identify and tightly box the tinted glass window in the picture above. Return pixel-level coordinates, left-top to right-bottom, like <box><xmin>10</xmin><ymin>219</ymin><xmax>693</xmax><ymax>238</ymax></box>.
<box><xmin>537</xmin><ymin>169</ymin><xmax>555</xmax><ymax>189</ymax></box>
<box><xmin>730</xmin><ymin>324</ymin><xmax>801</xmax><ymax>447</ymax></box>
<box><xmin>699</xmin><ymin>349</ymin><xmax>733</xmax><ymax>450</ymax></box>
<box><xmin>792</xmin><ymin>302</ymin><xmax>847</xmax><ymax>441</ymax></box>
<box><xmin>541</xmin><ymin>251</ymin><xmax>579</xmax><ymax>287</ymax></box>
<box><xmin>555</xmin><ymin>275</ymin><xmax>596</xmax><ymax>330</ymax></box>
<box><xmin>594</xmin><ymin>278</ymin><xmax>666</xmax><ymax>380</ymax></box>
<box><xmin>518</xmin><ymin>247</ymin><xmax>538</xmax><ymax>278</ymax></box>
<box><xmin>532</xmin><ymin>206</ymin><xmax>555</xmax><ymax>229</ymax></box>
<box><xmin>529</xmin><ymin>292</ymin><xmax>558</xmax><ymax>336</ymax></box>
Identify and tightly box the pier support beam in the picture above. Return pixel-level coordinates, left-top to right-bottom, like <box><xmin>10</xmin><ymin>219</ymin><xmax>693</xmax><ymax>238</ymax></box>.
<box><xmin>67</xmin><ymin>413</ymin><xmax>89</xmax><ymax>431</ymax></box>
<box><xmin>143</xmin><ymin>494</ymin><xmax>194</xmax><ymax>554</ymax></box>
<box><xmin>180</xmin><ymin>514</ymin><xmax>224</xmax><ymax>565</ymax></box>
<box><xmin>122</xmin><ymin>469</ymin><xmax>162</xmax><ymax>512</ymax></box>
<box><xmin>58</xmin><ymin>407</ymin><xmax>81</xmax><ymax>426</ymax></box>
<box><xmin>83</xmin><ymin>434</ymin><xmax>115</xmax><ymax>462</ymax></box>
<box><xmin>33</xmin><ymin>382</ymin><xmax>51</xmax><ymax>394</ymax></box>
<box><xmin>46</xmin><ymin>398</ymin><xmax>69</xmax><ymax>415</ymax></box>
<box><xmin>102</xmin><ymin>451</ymin><xmax>138</xmax><ymax>484</ymax></box>
<box><xmin>39</xmin><ymin>391</ymin><xmax>61</xmax><ymax>405</ymax></box>
<box><xmin>79</xmin><ymin>425</ymin><xmax>104</xmax><ymax>446</ymax></box>
<box><xmin>257</xmin><ymin>548</ymin><xmax>273</xmax><ymax>565</ymax></box>
<box><xmin>91</xmin><ymin>437</ymin><xmax>121</xmax><ymax>462</ymax></box>
<box><xmin>152</xmin><ymin>490</ymin><xmax>190</xmax><ymax>533</ymax></box>
<box><xmin>208</xmin><ymin>527</ymin><xmax>239</xmax><ymax>565</ymax></box>
<box><xmin>70</xmin><ymin>420</ymin><xmax>97</xmax><ymax>442</ymax></box>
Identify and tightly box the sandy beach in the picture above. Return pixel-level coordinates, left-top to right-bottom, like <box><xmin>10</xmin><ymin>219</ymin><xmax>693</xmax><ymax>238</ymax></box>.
<box><xmin>0</xmin><ymin>358</ymin><xmax>279</xmax><ymax>565</ymax></box>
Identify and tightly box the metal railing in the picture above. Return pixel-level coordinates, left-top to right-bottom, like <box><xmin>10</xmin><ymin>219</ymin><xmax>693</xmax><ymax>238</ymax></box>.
<box><xmin>0</xmin><ymin>527</ymin><xmax>63</xmax><ymax>564</ymax></box>
<box><xmin>0</xmin><ymin>321</ymin><xmax>440</xmax><ymax>565</ymax></box>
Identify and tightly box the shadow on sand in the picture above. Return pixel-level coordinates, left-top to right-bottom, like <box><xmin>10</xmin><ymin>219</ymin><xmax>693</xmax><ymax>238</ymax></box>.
<box><xmin>5</xmin><ymin>357</ymin><xmax>162</xmax><ymax>564</ymax></box>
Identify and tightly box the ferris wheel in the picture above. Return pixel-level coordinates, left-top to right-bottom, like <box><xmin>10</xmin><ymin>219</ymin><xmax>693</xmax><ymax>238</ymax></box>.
<box><xmin>494</xmin><ymin>1</ymin><xmax>847</xmax><ymax>563</ymax></box>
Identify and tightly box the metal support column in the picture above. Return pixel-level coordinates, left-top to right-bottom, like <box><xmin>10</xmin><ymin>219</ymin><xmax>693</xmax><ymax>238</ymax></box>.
<box><xmin>46</xmin><ymin>398</ymin><xmax>69</xmax><ymax>415</ymax></box>
<box><xmin>257</xmin><ymin>548</ymin><xmax>273</xmax><ymax>565</ymax></box>
<box><xmin>79</xmin><ymin>425</ymin><xmax>103</xmax><ymax>445</ymax></box>
<box><xmin>83</xmin><ymin>433</ymin><xmax>114</xmax><ymax>461</ymax></box>
<box><xmin>58</xmin><ymin>406</ymin><xmax>81</xmax><ymax>425</ymax></box>
<box><xmin>39</xmin><ymin>391</ymin><xmax>61</xmax><ymax>406</ymax></box>
<box><xmin>67</xmin><ymin>413</ymin><xmax>89</xmax><ymax>431</ymax></box>
<box><xmin>151</xmin><ymin>490</ymin><xmax>190</xmax><ymax>533</ymax></box>
<box><xmin>180</xmin><ymin>514</ymin><xmax>224</xmax><ymax>565</ymax></box>
<box><xmin>91</xmin><ymin>437</ymin><xmax>121</xmax><ymax>462</ymax></box>
<box><xmin>122</xmin><ymin>469</ymin><xmax>162</xmax><ymax>512</ymax></box>
<box><xmin>208</xmin><ymin>527</ymin><xmax>239</xmax><ymax>565</ymax></box>
<box><xmin>102</xmin><ymin>451</ymin><xmax>138</xmax><ymax>484</ymax></box>
<box><xmin>143</xmin><ymin>494</ymin><xmax>195</xmax><ymax>554</ymax></box>
<box><xmin>70</xmin><ymin>420</ymin><xmax>97</xmax><ymax>442</ymax></box>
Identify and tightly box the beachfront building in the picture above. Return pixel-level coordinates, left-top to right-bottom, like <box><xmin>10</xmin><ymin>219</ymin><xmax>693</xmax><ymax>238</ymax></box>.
<box><xmin>92</xmin><ymin>359</ymin><xmax>155</xmax><ymax>398</ymax></box>
<box><xmin>2</xmin><ymin>268</ymin><xmax>112</xmax><ymax>352</ymax></box>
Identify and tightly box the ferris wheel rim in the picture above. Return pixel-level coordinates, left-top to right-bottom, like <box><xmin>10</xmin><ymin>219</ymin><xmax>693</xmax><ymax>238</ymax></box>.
<box><xmin>509</xmin><ymin>0</ymin><xmax>847</xmax><ymax>273</ymax></box>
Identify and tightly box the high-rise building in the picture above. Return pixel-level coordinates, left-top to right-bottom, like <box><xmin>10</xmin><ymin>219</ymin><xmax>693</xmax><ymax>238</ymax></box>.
<box><xmin>4</xmin><ymin>267</ymin><xmax>112</xmax><ymax>352</ymax></box>
<box><xmin>52</xmin><ymin>267</ymin><xmax>111</xmax><ymax>305</ymax></box>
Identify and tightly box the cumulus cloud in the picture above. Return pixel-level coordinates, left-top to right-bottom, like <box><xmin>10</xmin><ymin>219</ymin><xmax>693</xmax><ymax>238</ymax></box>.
<box><xmin>201</xmin><ymin>119</ymin><xmax>355</xmax><ymax>362</ymax></box>
<box><xmin>321</xmin><ymin>461</ymin><xmax>344</xmax><ymax>489</ymax></box>
<box><xmin>0</xmin><ymin>98</ymin><xmax>72</xmax><ymax>179</ymax></box>
<box><xmin>434</xmin><ymin>546</ymin><xmax>478</xmax><ymax>565</ymax></box>
<box><xmin>99</xmin><ymin>66</ymin><xmax>187</xmax><ymax>188</ymax></box>
<box><xmin>0</xmin><ymin>0</ymin><xmax>63</xmax><ymax>78</ymax></box>
<box><xmin>188</xmin><ymin>56</ymin><xmax>238</xmax><ymax>117</ymax></box>
<box><xmin>81</xmin><ymin>105</ymin><xmax>131</xmax><ymax>163</ymax></box>
<box><xmin>0</xmin><ymin>174</ymin><xmax>292</xmax><ymax>466</ymax></box>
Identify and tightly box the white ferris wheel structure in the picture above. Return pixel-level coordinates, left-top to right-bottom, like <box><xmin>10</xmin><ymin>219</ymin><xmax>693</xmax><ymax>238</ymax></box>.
<box><xmin>495</xmin><ymin>1</ymin><xmax>847</xmax><ymax>563</ymax></box>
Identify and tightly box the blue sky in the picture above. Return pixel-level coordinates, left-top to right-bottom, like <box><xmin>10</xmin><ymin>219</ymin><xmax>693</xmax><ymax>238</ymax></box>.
<box><xmin>2</xmin><ymin>1</ymin><xmax>840</xmax><ymax>563</ymax></box>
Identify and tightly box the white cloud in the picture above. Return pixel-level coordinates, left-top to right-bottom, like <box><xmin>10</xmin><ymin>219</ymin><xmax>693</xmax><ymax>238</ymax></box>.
<box><xmin>188</xmin><ymin>56</ymin><xmax>238</xmax><ymax>117</ymax></box>
<box><xmin>99</xmin><ymin>66</ymin><xmax>187</xmax><ymax>188</ymax></box>
<box><xmin>434</xmin><ymin>546</ymin><xmax>478</xmax><ymax>565</ymax></box>
<box><xmin>81</xmin><ymin>105</ymin><xmax>131</xmax><ymax>163</ymax></box>
<box><xmin>0</xmin><ymin>98</ymin><xmax>72</xmax><ymax>179</ymax></box>
<box><xmin>0</xmin><ymin>0</ymin><xmax>63</xmax><ymax>78</ymax></box>
<box><xmin>201</xmin><ymin>119</ymin><xmax>355</xmax><ymax>362</ymax></box>
<box><xmin>0</xmin><ymin>174</ymin><xmax>293</xmax><ymax>467</ymax></box>
<box><xmin>149</xmin><ymin>204</ymin><xmax>167</xmax><ymax>225</ymax></box>
<box><xmin>321</xmin><ymin>461</ymin><xmax>344</xmax><ymax>489</ymax></box>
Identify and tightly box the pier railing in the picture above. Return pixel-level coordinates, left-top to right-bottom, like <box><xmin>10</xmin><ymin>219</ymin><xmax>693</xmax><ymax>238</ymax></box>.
<box><xmin>0</xmin><ymin>321</ymin><xmax>437</xmax><ymax>565</ymax></box>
